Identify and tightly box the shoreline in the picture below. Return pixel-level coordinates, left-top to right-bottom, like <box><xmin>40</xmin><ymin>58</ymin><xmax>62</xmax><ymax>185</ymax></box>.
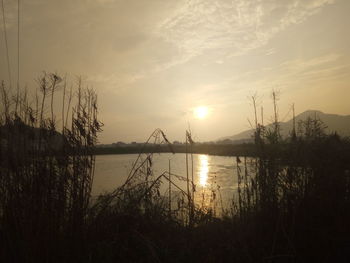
<box><xmin>94</xmin><ymin>143</ymin><xmax>256</xmax><ymax>157</ymax></box>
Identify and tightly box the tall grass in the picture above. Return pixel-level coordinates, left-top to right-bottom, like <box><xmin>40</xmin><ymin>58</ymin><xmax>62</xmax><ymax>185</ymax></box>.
<box><xmin>231</xmin><ymin>95</ymin><xmax>350</xmax><ymax>262</ymax></box>
<box><xmin>0</xmin><ymin>73</ymin><xmax>102</xmax><ymax>262</ymax></box>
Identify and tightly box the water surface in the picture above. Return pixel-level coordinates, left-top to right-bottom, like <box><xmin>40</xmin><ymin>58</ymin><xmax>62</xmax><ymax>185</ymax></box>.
<box><xmin>93</xmin><ymin>153</ymin><xmax>253</xmax><ymax>210</ymax></box>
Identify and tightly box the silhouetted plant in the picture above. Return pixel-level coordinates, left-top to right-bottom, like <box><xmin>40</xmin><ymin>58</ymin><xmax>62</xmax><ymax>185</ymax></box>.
<box><xmin>0</xmin><ymin>73</ymin><xmax>102</xmax><ymax>262</ymax></box>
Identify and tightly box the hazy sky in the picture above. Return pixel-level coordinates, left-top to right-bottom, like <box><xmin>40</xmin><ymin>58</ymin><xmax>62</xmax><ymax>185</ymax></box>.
<box><xmin>1</xmin><ymin>0</ymin><xmax>349</xmax><ymax>143</ymax></box>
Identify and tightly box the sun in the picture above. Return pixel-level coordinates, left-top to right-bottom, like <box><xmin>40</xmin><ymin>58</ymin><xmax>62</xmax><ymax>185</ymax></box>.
<box><xmin>194</xmin><ymin>106</ymin><xmax>209</xmax><ymax>119</ymax></box>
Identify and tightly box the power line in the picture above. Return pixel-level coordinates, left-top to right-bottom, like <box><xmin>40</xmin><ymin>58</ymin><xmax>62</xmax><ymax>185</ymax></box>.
<box><xmin>17</xmin><ymin>0</ymin><xmax>20</xmax><ymax>87</ymax></box>
<box><xmin>1</xmin><ymin>0</ymin><xmax>12</xmax><ymax>88</ymax></box>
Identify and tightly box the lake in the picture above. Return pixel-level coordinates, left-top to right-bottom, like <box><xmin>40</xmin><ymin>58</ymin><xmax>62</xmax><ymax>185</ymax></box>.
<box><xmin>93</xmin><ymin>153</ymin><xmax>255</xmax><ymax>211</ymax></box>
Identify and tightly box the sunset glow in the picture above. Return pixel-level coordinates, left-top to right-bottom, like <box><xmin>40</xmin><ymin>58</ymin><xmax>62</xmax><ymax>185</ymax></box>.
<box><xmin>1</xmin><ymin>0</ymin><xmax>350</xmax><ymax>261</ymax></box>
<box><xmin>194</xmin><ymin>106</ymin><xmax>209</xmax><ymax>120</ymax></box>
<box><xmin>198</xmin><ymin>155</ymin><xmax>209</xmax><ymax>186</ymax></box>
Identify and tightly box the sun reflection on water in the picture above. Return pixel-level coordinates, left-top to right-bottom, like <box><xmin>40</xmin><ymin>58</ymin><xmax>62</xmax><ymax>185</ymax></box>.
<box><xmin>198</xmin><ymin>155</ymin><xmax>209</xmax><ymax>186</ymax></box>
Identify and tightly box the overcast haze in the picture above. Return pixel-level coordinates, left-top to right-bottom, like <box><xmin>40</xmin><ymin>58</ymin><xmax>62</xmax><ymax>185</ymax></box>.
<box><xmin>1</xmin><ymin>0</ymin><xmax>350</xmax><ymax>143</ymax></box>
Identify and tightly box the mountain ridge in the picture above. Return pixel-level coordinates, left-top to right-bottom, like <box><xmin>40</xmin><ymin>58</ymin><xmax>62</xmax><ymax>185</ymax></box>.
<box><xmin>218</xmin><ymin>110</ymin><xmax>350</xmax><ymax>143</ymax></box>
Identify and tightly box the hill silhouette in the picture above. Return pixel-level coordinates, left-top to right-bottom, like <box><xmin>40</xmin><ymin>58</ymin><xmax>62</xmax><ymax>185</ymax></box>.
<box><xmin>219</xmin><ymin>110</ymin><xmax>350</xmax><ymax>143</ymax></box>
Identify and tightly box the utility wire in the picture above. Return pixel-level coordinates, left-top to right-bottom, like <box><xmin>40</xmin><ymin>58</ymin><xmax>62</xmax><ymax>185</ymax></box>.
<box><xmin>17</xmin><ymin>0</ymin><xmax>20</xmax><ymax>87</ymax></box>
<box><xmin>1</xmin><ymin>0</ymin><xmax>12</xmax><ymax>88</ymax></box>
<box><xmin>15</xmin><ymin>0</ymin><xmax>20</xmax><ymax>113</ymax></box>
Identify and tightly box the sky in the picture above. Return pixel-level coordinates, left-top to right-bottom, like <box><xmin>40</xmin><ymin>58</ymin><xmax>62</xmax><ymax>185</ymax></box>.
<box><xmin>1</xmin><ymin>0</ymin><xmax>350</xmax><ymax>143</ymax></box>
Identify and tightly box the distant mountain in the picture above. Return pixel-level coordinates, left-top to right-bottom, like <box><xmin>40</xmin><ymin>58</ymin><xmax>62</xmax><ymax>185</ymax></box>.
<box><xmin>218</xmin><ymin>110</ymin><xmax>350</xmax><ymax>143</ymax></box>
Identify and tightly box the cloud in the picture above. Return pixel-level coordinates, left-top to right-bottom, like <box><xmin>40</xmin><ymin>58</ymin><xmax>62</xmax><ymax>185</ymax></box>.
<box><xmin>265</xmin><ymin>48</ymin><xmax>276</xmax><ymax>56</ymax></box>
<box><xmin>278</xmin><ymin>53</ymin><xmax>340</xmax><ymax>73</ymax></box>
<box><xmin>91</xmin><ymin>0</ymin><xmax>116</xmax><ymax>4</ymax></box>
<box><xmin>186</xmin><ymin>52</ymin><xmax>346</xmax><ymax>108</ymax></box>
<box><xmin>155</xmin><ymin>0</ymin><xmax>335</xmax><ymax>66</ymax></box>
<box><xmin>246</xmin><ymin>53</ymin><xmax>347</xmax><ymax>92</ymax></box>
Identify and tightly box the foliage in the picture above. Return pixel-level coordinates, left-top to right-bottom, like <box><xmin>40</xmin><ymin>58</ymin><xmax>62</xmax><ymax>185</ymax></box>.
<box><xmin>0</xmin><ymin>74</ymin><xmax>102</xmax><ymax>262</ymax></box>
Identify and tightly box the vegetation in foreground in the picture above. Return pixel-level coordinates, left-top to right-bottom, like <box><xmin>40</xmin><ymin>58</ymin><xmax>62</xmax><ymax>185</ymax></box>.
<box><xmin>1</xmin><ymin>77</ymin><xmax>350</xmax><ymax>262</ymax></box>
